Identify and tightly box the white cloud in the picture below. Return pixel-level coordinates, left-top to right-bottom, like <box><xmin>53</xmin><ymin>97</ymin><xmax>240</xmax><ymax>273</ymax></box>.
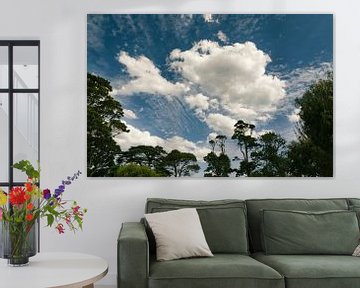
<box><xmin>287</xmin><ymin>108</ymin><xmax>300</xmax><ymax>123</ymax></box>
<box><xmin>114</xmin><ymin>124</ymin><xmax>210</xmax><ymax>161</ymax></box>
<box><xmin>115</xmin><ymin>123</ymin><xmax>164</xmax><ymax>149</ymax></box>
<box><xmin>184</xmin><ymin>93</ymin><xmax>210</xmax><ymax>111</ymax></box>
<box><xmin>169</xmin><ymin>40</ymin><xmax>286</xmax><ymax>122</ymax></box>
<box><xmin>123</xmin><ymin>109</ymin><xmax>138</xmax><ymax>119</ymax></box>
<box><xmin>217</xmin><ymin>31</ymin><xmax>228</xmax><ymax>43</ymax></box>
<box><xmin>207</xmin><ymin>132</ymin><xmax>218</xmax><ymax>142</ymax></box>
<box><xmin>205</xmin><ymin>113</ymin><xmax>237</xmax><ymax>137</ymax></box>
<box><xmin>165</xmin><ymin>136</ymin><xmax>210</xmax><ymax>159</ymax></box>
<box><xmin>115</xmin><ymin>51</ymin><xmax>186</xmax><ymax>97</ymax></box>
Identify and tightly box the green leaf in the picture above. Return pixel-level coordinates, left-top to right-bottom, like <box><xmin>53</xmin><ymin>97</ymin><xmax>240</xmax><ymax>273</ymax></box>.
<box><xmin>47</xmin><ymin>214</ymin><xmax>54</xmax><ymax>227</ymax></box>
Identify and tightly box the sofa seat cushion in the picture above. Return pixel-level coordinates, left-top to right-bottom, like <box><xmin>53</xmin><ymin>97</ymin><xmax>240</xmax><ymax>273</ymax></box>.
<box><xmin>149</xmin><ymin>254</ymin><xmax>284</xmax><ymax>288</ymax></box>
<box><xmin>252</xmin><ymin>252</ymin><xmax>360</xmax><ymax>288</ymax></box>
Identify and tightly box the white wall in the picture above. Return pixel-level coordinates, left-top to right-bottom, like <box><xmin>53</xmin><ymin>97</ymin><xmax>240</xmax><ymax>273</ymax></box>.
<box><xmin>1</xmin><ymin>0</ymin><xmax>360</xmax><ymax>285</ymax></box>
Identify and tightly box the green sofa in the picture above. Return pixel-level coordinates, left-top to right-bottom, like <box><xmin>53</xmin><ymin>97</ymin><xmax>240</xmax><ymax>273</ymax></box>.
<box><xmin>118</xmin><ymin>198</ymin><xmax>360</xmax><ymax>288</ymax></box>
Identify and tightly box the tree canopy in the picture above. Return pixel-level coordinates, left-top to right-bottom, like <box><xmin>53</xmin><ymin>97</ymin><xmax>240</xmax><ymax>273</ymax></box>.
<box><xmin>87</xmin><ymin>72</ymin><xmax>333</xmax><ymax>177</ymax></box>
<box><xmin>161</xmin><ymin>150</ymin><xmax>200</xmax><ymax>177</ymax></box>
<box><xmin>288</xmin><ymin>72</ymin><xmax>333</xmax><ymax>176</ymax></box>
<box><xmin>87</xmin><ymin>73</ymin><xmax>128</xmax><ymax>176</ymax></box>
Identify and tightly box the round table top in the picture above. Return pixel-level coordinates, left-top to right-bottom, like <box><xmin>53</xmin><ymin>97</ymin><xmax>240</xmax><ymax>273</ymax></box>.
<box><xmin>0</xmin><ymin>252</ymin><xmax>108</xmax><ymax>288</ymax></box>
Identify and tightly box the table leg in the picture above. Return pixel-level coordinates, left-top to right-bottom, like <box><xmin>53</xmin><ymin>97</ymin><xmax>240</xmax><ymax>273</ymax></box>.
<box><xmin>82</xmin><ymin>284</ymin><xmax>94</xmax><ymax>288</ymax></box>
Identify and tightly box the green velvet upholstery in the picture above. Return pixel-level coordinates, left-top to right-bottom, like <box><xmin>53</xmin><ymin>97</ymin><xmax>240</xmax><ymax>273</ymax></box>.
<box><xmin>149</xmin><ymin>254</ymin><xmax>284</xmax><ymax>288</ymax></box>
<box><xmin>118</xmin><ymin>222</ymin><xmax>149</xmax><ymax>288</ymax></box>
<box><xmin>146</xmin><ymin>198</ymin><xmax>249</xmax><ymax>254</ymax></box>
<box><xmin>261</xmin><ymin>209</ymin><xmax>359</xmax><ymax>255</ymax></box>
<box><xmin>246</xmin><ymin>198</ymin><xmax>349</xmax><ymax>252</ymax></box>
<box><xmin>118</xmin><ymin>198</ymin><xmax>360</xmax><ymax>288</ymax></box>
<box><xmin>253</xmin><ymin>252</ymin><xmax>360</xmax><ymax>288</ymax></box>
<box><xmin>347</xmin><ymin>198</ymin><xmax>360</xmax><ymax>207</ymax></box>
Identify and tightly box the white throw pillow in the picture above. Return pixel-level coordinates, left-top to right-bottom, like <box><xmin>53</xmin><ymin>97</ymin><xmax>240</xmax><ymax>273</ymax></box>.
<box><xmin>145</xmin><ymin>208</ymin><xmax>213</xmax><ymax>261</ymax></box>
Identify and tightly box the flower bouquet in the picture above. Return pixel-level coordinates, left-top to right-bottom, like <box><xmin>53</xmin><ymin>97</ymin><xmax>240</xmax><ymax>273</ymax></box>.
<box><xmin>0</xmin><ymin>160</ymin><xmax>87</xmax><ymax>266</ymax></box>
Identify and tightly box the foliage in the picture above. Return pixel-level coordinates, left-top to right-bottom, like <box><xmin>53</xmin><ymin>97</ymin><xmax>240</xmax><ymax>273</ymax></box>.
<box><xmin>232</xmin><ymin>120</ymin><xmax>257</xmax><ymax>176</ymax></box>
<box><xmin>204</xmin><ymin>152</ymin><xmax>232</xmax><ymax>177</ymax></box>
<box><xmin>85</xmin><ymin>73</ymin><xmax>333</xmax><ymax>177</ymax></box>
<box><xmin>119</xmin><ymin>145</ymin><xmax>167</xmax><ymax>173</ymax></box>
<box><xmin>251</xmin><ymin>132</ymin><xmax>288</xmax><ymax>176</ymax></box>
<box><xmin>204</xmin><ymin>135</ymin><xmax>232</xmax><ymax>177</ymax></box>
<box><xmin>114</xmin><ymin>163</ymin><xmax>161</xmax><ymax>177</ymax></box>
<box><xmin>87</xmin><ymin>73</ymin><xmax>128</xmax><ymax>177</ymax></box>
<box><xmin>288</xmin><ymin>72</ymin><xmax>333</xmax><ymax>176</ymax></box>
<box><xmin>0</xmin><ymin>161</ymin><xmax>86</xmax><ymax>235</ymax></box>
<box><xmin>161</xmin><ymin>150</ymin><xmax>200</xmax><ymax>177</ymax></box>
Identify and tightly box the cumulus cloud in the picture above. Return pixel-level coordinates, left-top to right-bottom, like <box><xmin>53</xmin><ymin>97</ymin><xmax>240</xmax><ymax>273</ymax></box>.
<box><xmin>114</xmin><ymin>124</ymin><xmax>210</xmax><ymax>161</ymax></box>
<box><xmin>115</xmin><ymin>51</ymin><xmax>186</xmax><ymax>97</ymax></box>
<box><xmin>287</xmin><ymin>108</ymin><xmax>300</xmax><ymax>123</ymax></box>
<box><xmin>169</xmin><ymin>40</ymin><xmax>286</xmax><ymax>122</ymax></box>
<box><xmin>205</xmin><ymin>113</ymin><xmax>237</xmax><ymax>137</ymax></box>
<box><xmin>184</xmin><ymin>93</ymin><xmax>210</xmax><ymax>111</ymax></box>
<box><xmin>217</xmin><ymin>31</ymin><xmax>228</xmax><ymax>43</ymax></box>
<box><xmin>123</xmin><ymin>109</ymin><xmax>138</xmax><ymax>119</ymax></box>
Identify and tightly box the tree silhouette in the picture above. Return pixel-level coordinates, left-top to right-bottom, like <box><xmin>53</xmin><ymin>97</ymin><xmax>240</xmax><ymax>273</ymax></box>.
<box><xmin>87</xmin><ymin>73</ymin><xmax>128</xmax><ymax>176</ymax></box>
<box><xmin>288</xmin><ymin>72</ymin><xmax>333</xmax><ymax>176</ymax></box>
<box><xmin>215</xmin><ymin>135</ymin><xmax>227</xmax><ymax>154</ymax></box>
<box><xmin>120</xmin><ymin>145</ymin><xmax>167</xmax><ymax>168</ymax></box>
<box><xmin>161</xmin><ymin>150</ymin><xmax>200</xmax><ymax>177</ymax></box>
<box><xmin>204</xmin><ymin>135</ymin><xmax>232</xmax><ymax>177</ymax></box>
<box><xmin>232</xmin><ymin>120</ymin><xmax>257</xmax><ymax>176</ymax></box>
<box><xmin>251</xmin><ymin>132</ymin><xmax>288</xmax><ymax>176</ymax></box>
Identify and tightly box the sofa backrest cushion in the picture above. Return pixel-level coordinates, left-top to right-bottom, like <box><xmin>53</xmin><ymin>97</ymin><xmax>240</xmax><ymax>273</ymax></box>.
<box><xmin>261</xmin><ymin>209</ymin><xmax>359</xmax><ymax>255</ymax></box>
<box><xmin>145</xmin><ymin>198</ymin><xmax>249</xmax><ymax>254</ymax></box>
<box><xmin>246</xmin><ymin>198</ymin><xmax>349</xmax><ymax>252</ymax></box>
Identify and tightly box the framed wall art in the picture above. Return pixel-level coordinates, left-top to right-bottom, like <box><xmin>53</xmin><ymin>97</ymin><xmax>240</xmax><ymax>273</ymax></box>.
<box><xmin>87</xmin><ymin>14</ymin><xmax>333</xmax><ymax>178</ymax></box>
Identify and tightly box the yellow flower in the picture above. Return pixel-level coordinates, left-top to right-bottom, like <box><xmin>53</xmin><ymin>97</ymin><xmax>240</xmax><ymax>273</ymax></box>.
<box><xmin>0</xmin><ymin>191</ymin><xmax>7</xmax><ymax>206</ymax></box>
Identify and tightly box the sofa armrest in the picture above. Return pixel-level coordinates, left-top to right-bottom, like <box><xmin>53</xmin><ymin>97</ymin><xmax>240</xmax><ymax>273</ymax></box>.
<box><xmin>118</xmin><ymin>222</ymin><xmax>149</xmax><ymax>288</ymax></box>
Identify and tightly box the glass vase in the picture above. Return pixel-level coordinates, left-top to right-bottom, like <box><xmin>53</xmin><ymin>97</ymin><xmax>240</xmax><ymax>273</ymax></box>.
<box><xmin>0</xmin><ymin>220</ymin><xmax>37</xmax><ymax>266</ymax></box>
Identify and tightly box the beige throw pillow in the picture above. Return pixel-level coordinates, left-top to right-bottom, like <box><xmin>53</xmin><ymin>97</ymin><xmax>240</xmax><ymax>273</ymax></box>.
<box><xmin>353</xmin><ymin>244</ymin><xmax>360</xmax><ymax>256</ymax></box>
<box><xmin>145</xmin><ymin>208</ymin><xmax>213</xmax><ymax>261</ymax></box>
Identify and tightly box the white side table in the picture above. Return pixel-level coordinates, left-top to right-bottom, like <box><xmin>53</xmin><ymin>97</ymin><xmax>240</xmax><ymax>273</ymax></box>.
<box><xmin>0</xmin><ymin>252</ymin><xmax>108</xmax><ymax>288</ymax></box>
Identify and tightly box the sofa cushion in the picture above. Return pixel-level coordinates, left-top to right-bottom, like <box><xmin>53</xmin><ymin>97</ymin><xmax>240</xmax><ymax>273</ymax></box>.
<box><xmin>146</xmin><ymin>198</ymin><xmax>249</xmax><ymax>254</ymax></box>
<box><xmin>149</xmin><ymin>254</ymin><xmax>284</xmax><ymax>288</ymax></box>
<box><xmin>261</xmin><ymin>209</ymin><xmax>359</xmax><ymax>255</ymax></box>
<box><xmin>347</xmin><ymin>198</ymin><xmax>360</xmax><ymax>207</ymax></box>
<box><xmin>145</xmin><ymin>208</ymin><xmax>213</xmax><ymax>261</ymax></box>
<box><xmin>246</xmin><ymin>198</ymin><xmax>349</xmax><ymax>252</ymax></box>
<box><xmin>252</xmin><ymin>252</ymin><xmax>360</xmax><ymax>288</ymax></box>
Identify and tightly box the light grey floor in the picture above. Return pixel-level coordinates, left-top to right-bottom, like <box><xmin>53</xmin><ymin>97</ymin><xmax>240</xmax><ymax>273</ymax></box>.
<box><xmin>95</xmin><ymin>285</ymin><xmax>115</xmax><ymax>288</ymax></box>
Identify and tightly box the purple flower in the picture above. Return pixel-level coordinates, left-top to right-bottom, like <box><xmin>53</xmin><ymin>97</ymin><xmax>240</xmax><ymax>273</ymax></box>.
<box><xmin>43</xmin><ymin>189</ymin><xmax>51</xmax><ymax>200</ymax></box>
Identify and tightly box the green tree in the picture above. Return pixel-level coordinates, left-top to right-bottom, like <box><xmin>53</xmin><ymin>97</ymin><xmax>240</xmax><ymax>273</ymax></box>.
<box><xmin>215</xmin><ymin>135</ymin><xmax>227</xmax><ymax>154</ymax></box>
<box><xmin>161</xmin><ymin>150</ymin><xmax>200</xmax><ymax>177</ymax></box>
<box><xmin>231</xmin><ymin>120</ymin><xmax>257</xmax><ymax>176</ymax></box>
<box><xmin>87</xmin><ymin>73</ymin><xmax>128</xmax><ymax>176</ymax></box>
<box><xmin>204</xmin><ymin>135</ymin><xmax>232</xmax><ymax>177</ymax></box>
<box><xmin>120</xmin><ymin>145</ymin><xmax>167</xmax><ymax>169</ymax></box>
<box><xmin>204</xmin><ymin>153</ymin><xmax>232</xmax><ymax>177</ymax></box>
<box><xmin>251</xmin><ymin>132</ymin><xmax>288</xmax><ymax>176</ymax></box>
<box><xmin>114</xmin><ymin>163</ymin><xmax>161</xmax><ymax>177</ymax></box>
<box><xmin>288</xmin><ymin>72</ymin><xmax>333</xmax><ymax>176</ymax></box>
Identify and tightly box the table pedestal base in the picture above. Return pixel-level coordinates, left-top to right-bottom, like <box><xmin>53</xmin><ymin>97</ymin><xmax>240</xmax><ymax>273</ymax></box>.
<box><xmin>83</xmin><ymin>285</ymin><xmax>94</xmax><ymax>288</ymax></box>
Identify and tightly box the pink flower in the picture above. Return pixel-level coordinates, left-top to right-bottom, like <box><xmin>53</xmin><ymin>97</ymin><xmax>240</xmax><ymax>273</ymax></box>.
<box><xmin>56</xmin><ymin>223</ymin><xmax>65</xmax><ymax>234</ymax></box>
<box><xmin>0</xmin><ymin>208</ymin><xmax>3</xmax><ymax>220</ymax></box>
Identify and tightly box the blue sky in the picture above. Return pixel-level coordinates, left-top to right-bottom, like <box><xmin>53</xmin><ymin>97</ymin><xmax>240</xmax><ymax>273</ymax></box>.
<box><xmin>87</xmin><ymin>14</ymin><xmax>333</xmax><ymax>171</ymax></box>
